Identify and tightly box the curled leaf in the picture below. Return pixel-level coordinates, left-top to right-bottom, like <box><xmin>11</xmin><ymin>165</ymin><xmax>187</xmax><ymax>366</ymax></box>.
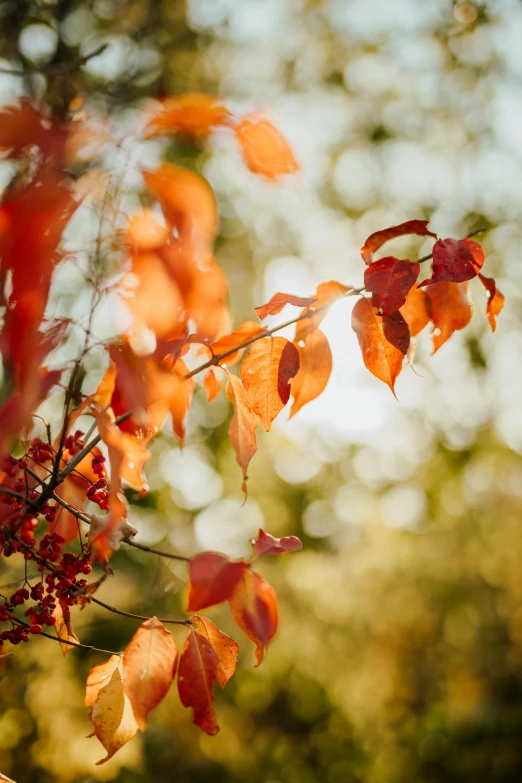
<box><xmin>229</xmin><ymin>569</ymin><xmax>279</xmax><ymax>667</ymax></box>
<box><xmin>225</xmin><ymin>372</ymin><xmax>260</xmax><ymax>495</ymax></box>
<box><xmin>255</xmin><ymin>293</ymin><xmax>317</xmax><ymax>321</ymax></box>
<box><xmin>90</xmin><ymin>660</ymin><xmax>139</xmax><ymax>765</ymax></box>
<box><xmin>361</xmin><ymin>220</ymin><xmax>437</xmax><ymax>265</ymax></box>
<box><xmin>203</xmin><ymin>369</ymin><xmax>221</xmax><ymax>401</ymax></box>
<box><xmin>251</xmin><ymin>529</ymin><xmax>302</xmax><ymax>557</ymax></box>
<box><xmin>478</xmin><ymin>273</ymin><xmax>505</xmax><ymax>332</ymax></box>
<box><xmin>52</xmin><ymin>599</ymin><xmax>80</xmax><ymax>656</ymax></box>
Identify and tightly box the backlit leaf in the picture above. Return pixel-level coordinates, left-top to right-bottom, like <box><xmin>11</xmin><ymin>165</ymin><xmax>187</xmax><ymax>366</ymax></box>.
<box><xmin>229</xmin><ymin>569</ymin><xmax>279</xmax><ymax>667</ymax></box>
<box><xmin>290</xmin><ymin>329</ymin><xmax>332</xmax><ymax>417</ymax></box>
<box><xmin>225</xmin><ymin>372</ymin><xmax>260</xmax><ymax>495</ymax></box>
<box><xmin>420</xmin><ymin>238</ymin><xmax>484</xmax><ymax>285</ymax></box>
<box><xmin>211</xmin><ymin>321</ymin><xmax>266</xmax><ymax>365</ymax></box>
<box><xmin>240</xmin><ymin>337</ymin><xmax>300</xmax><ymax>431</ymax></box>
<box><xmin>255</xmin><ymin>293</ymin><xmax>317</xmax><ymax>321</ymax></box>
<box><xmin>192</xmin><ymin>615</ymin><xmax>239</xmax><ymax>689</ymax></box>
<box><xmin>351</xmin><ymin>298</ymin><xmax>408</xmax><ymax>393</ymax></box>
<box><xmin>295</xmin><ymin>280</ymin><xmax>352</xmax><ymax>340</ymax></box>
<box><xmin>478</xmin><ymin>273</ymin><xmax>505</xmax><ymax>332</ymax></box>
<box><xmin>399</xmin><ymin>284</ymin><xmax>431</xmax><ymax>337</ymax></box>
<box><xmin>361</xmin><ymin>220</ymin><xmax>437</xmax><ymax>265</ymax></box>
<box><xmin>203</xmin><ymin>369</ymin><xmax>221</xmax><ymax>401</ymax></box>
<box><xmin>364</xmin><ymin>257</ymin><xmax>420</xmax><ymax>315</ymax></box>
<box><xmin>144</xmin><ymin>93</ymin><xmax>231</xmax><ymax>139</ymax></box>
<box><xmin>235</xmin><ymin>115</ymin><xmax>299</xmax><ymax>179</ymax></box>
<box><xmin>251</xmin><ymin>529</ymin><xmax>302</xmax><ymax>558</ymax></box>
<box><xmin>90</xmin><ymin>660</ymin><xmax>139</xmax><ymax>765</ymax></box>
<box><xmin>178</xmin><ymin>628</ymin><xmax>219</xmax><ymax>735</ymax></box>
<box><xmin>86</xmin><ymin>655</ymin><xmax>121</xmax><ymax>711</ymax></box>
<box><xmin>52</xmin><ymin>600</ymin><xmax>80</xmax><ymax>656</ymax></box>
<box><xmin>425</xmin><ymin>280</ymin><xmax>472</xmax><ymax>353</ymax></box>
<box><xmin>187</xmin><ymin>553</ymin><xmax>248</xmax><ymax>612</ymax></box>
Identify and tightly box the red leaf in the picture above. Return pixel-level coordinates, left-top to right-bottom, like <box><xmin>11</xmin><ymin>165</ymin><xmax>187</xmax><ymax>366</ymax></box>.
<box><xmin>399</xmin><ymin>284</ymin><xmax>431</xmax><ymax>337</ymax></box>
<box><xmin>420</xmin><ymin>237</ymin><xmax>484</xmax><ymax>286</ymax></box>
<box><xmin>240</xmin><ymin>337</ymin><xmax>300</xmax><ymax>431</ymax></box>
<box><xmin>364</xmin><ymin>257</ymin><xmax>420</xmax><ymax>316</ymax></box>
<box><xmin>425</xmin><ymin>281</ymin><xmax>472</xmax><ymax>353</ymax></box>
<box><xmin>290</xmin><ymin>329</ymin><xmax>332</xmax><ymax>417</ymax></box>
<box><xmin>225</xmin><ymin>372</ymin><xmax>260</xmax><ymax>496</ymax></box>
<box><xmin>255</xmin><ymin>293</ymin><xmax>317</xmax><ymax>320</ymax></box>
<box><xmin>235</xmin><ymin>115</ymin><xmax>299</xmax><ymax>180</ymax></box>
<box><xmin>478</xmin><ymin>273</ymin><xmax>505</xmax><ymax>332</ymax></box>
<box><xmin>229</xmin><ymin>569</ymin><xmax>279</xmax><ymax>667</ymax></box>
<box><xmin>251</xmin><ymin>528</ymin><xmax>302</xmax><ymax>557</ymax></box>
<box><xmin>187</xmin><ymin>553</ymin><xmax>248</xmax><ymax>612</ymax></box>
<box><xmin>178</xmin><ymin>628</ymin><xmax>219</xmax><ymax>735</ymax></box>
<box><xmin>361</xmin><ymin>220</ymin><xmax>437</xmax><ymax>265</ymax></box>
<box><xmin>351</xmin><ymin>298</ymin><xmax>409</xmax><ymax>393</ymax></box>
<box><xmin>192</xmin><ymin>616</ymin><xmax>239</xmax><ymax>689</ymax></box>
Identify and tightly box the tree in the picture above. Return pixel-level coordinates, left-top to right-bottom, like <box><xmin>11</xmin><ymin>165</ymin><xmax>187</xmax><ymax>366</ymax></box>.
<box><xmin>0</xmin><ymin>2</ymin><xmax>508</xmax><ymax>778</ymax></box>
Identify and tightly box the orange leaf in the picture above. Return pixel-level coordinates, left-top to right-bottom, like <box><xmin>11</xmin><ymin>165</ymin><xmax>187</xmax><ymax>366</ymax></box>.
<box><xmin>126</xmin><ymin>208</ymin><xmax>169</xmax><ymax>252</ymax></box>
<box><xmin>361</xmin><ymin>220</ymin><xmax>437</xmax><ymax>265</ymax></box>
<box><xmin>203</xmin><ymin>369</ymin><xmax>221</xmax><ymax>402</ymax></box>
<box><xmin>123</xmin><ymin>250</ymin><xmax>184</xmax><ymax>341</ymax></box>
<box><xmin>86</xmin><ymin>655</ymin><xmax>121</xmax><ymax>710</ymax></box>
<box><xmin>255</xmin><ymin>293</ymin><xmax>317</xmax><ymax>320</ymax></box>
<box><xmin>240</xmin><ymin>337</ymin><xmax>300</xmax><ymax>431</ymax></box>
<box><xmin>420</xmin><ymin>238</ymin><xmax>484</xmax><ymax>286</ymax></box>
<box><xmin>52</xmin><ymin>599</ymin><xmax>80</xmax><ymax>656</ymax></box>
<box><xmin>478</xmin><ymin>273</ymin><xmax>505</xmax><ymax>332</ymax></box>
<box><xmin>228</xmin><ymin>569</ymin><xmax>279</xmax><ymax>667</ymax></box>
<box><xmin>211</xmin><ymin>321</ymin><xmax>266</xmax><ymax>365</ymax></box>
<box><xmin>295</xmin><ymin>280</ymin><xmax>352</xmax><ymax>341</ymax></box>
<box><xmin>364</xmin><ymin>257</ymin><xmax>420</xmax><ymax>315</ymax></box>
<box><xmin>290</xmin><ymin>329</ymin><xmax>332</xmax><ymax>417</ymax></box>
<box><xmin>424</xmin><ymin>280</ymin><xmax>472</xmax><ymax>353</ymax></box>
<box><xmin>235</xmin><ymin>115</ymin><xmax>299</xmax><ymax>180</ymax></box>
<box><xmin>351</xmin><ymin>298</ymin><xmax>409</xmax><ymax>393</ymax></box>
<box><xmin>94</xmin><ymin>408</ymin><xmax>150</xmax><ymax>493</ymax></box>
<box><xmin>399</xmin><ymin>284</ymin><xmax>430</xmax><ymax>337</ymax></box>
<box><xmin>251</xmin><ymin>528</ymin><xmax>302</xmax><ymax>558</ymax></box>
<box><xmin>187</xmin><ymin>553</ymin><xmax>248</xmax><ymax>612</ymax></box>
<box><xmin>225</xmin><ymin>372</ymin><xmax>260</xmax><ymax>495</ymax></box>
<box><xmin>90</xmin><ymin>659</ymin><xmax>139</xmax><ymax>764</ymax></box>
<box><xmin>192</xmin><ymin>615</ymin><xmax>239</xmax><ymax>689</ymax></box>
<box><xmin>178</xmin><ymin>628</ymin><xmax>219</xmax><ymax>735</ymax></box>
<box><xmin>122</xmin><ymin>618</ymin><xmax>178</xmax><ymax>731</ymax></box>
<box><xmin>144</xmin><ymin>93</ymin><xmax>231</xmax><ymax>139</ymax></box>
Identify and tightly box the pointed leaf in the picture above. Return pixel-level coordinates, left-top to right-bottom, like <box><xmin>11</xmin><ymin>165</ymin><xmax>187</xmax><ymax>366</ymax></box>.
<box><xmin>364</xmin><ymin>257</ymin><xmax>420</xmax><ymax>315</ymax></box>
<box><xmin>187</xmin><ymin>552</ymin><xmax>248</xmax><ymax>612</ymax></box>
<box><xmin>211</xmin><ymin>321</ymin><xmax>266</xmax><ymax>365</ymax></box>
<box><xmin>203</xmin><ymin>369</ymin><xmax>221</xmax><ymax>401</ymax></box>
<box><xmin>255</xmin><ymin>293</ymin><xmax>317</xmax><ymax>321</ymax></box>
<box><xmin>178</xmin><ymin>628</ymin><xmax>219</xmax><ymax>735</ymax></box>
<box><xmin>235</xmin><ymin>115</ymin><xmax>299</xmax><ymax>179</ymax></box>
<box><xmin>425</xmin><ymin>280</ymin><xmax>472</xmax><ymax>353</ymax></box>
<box><xmin>90</xmin><ymin>661</ymin><xmax>139</xmax><ymax>765</ymax></box>
<box><xmin>240</xmin><ymin>337</ymin><xmax>300</xmax><ymax>431</ymax></box>
<box><xmin>251</xmin><ymin>528</ymin><xmax>302</xmax><ymax>558</ymax></box>
<box><xmin>290</xmin><ymin>329</ymin><xmax>332</xmax><ymax>416</ymax></box>
<box><xmin>361</xmin><ymin>220</ymin><xmax>437</xmax><ymax>265</ymax></box>
<box><xmin>229</xmin><ymin>569</ymin><xmax>279</xmax><ymax>667</ymax></box>
<box><xmin>192</xmin><ymin>615</ymin><xmax>239</xmax><ymax>689</ymax></box>
<box><xmin>52</xmin><ymin>599</ymin><xmax>79</xmax><ymax>656</ymax></box>
<box><xmin>478</xmin><ymin>273</ymin><xmax>505</xmax><ymax>332</ymax></box>
<box><xmin>421</xmin><ymin>237</ymin><xmax>484</xmax><ymax>285</ymax></box>
<box><xmin>122</xmin><ymin>618</ymin><xmax>178</xmax><ymax>731</ymax></box>
<box><xmin>226</xmin><ymin>372</ymin><xmax>260</xmax><ymax>495</ymax></box>
<box><xmin>351</xmin><ymin>298</ymin><xmax>408</xmax><ymax>392</ymax></box>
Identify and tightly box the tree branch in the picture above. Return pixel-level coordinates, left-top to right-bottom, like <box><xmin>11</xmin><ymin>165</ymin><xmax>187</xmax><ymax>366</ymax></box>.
<box><xmin>0</xmin><ymin>43</ymin><xmax>108</xmax><ymax>77</ymax></box>
<box><xmin>12</xmin><ymin>618</ymin><xmax>121</xmax><ymax>656</ymax></box>
<box><xmin>89</xmin><ymin>597</ymin><xmax>192</xmax><ymax>626</ymax></box>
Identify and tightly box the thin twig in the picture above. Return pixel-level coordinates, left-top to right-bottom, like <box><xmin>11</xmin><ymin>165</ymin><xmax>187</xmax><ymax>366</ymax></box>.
<box><xmin>126</xmin><ymin>540</ymin><xmax>191</xmax><ymax>562</ymax></box>
<box><xmin>57</xmin><ymin>411</ymin><xmax>132</xmax><ymax>483</ymax></box>
<box><xmin>12</xmin><ymin>618</ymin><xmax>121</xmax><ymax>656</ymax></box>
<box><xmin>0</xmin><ymin>44</ymin><xmax>108</xmax><ymax>77</ymax></box>
<box><xmin>90</xmin><ymin>597</ymin><xmax>192</xmax><ymax>626</ymax></box>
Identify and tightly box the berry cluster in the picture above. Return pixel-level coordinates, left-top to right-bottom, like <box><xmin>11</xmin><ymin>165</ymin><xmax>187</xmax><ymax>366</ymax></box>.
<box><xmin>64</xmin><ymin>430</ymin><xmax>85</xmax><ymax>455</ymax></box>
<box><xmin>28</xmin><ymin>438</ymin><xmax>53</xmax><ymax>463</ymax></box>
<box><xmin>87</xmin><ymin>477</ymin><xmax>109</xmax><ymax>509</ymax></box>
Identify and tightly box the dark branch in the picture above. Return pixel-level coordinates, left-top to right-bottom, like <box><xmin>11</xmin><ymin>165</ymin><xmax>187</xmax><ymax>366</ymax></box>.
<box><xmin>0</xmin><ymin>44</ymin><xmax>108</xmax><ymax>77</ymax></box>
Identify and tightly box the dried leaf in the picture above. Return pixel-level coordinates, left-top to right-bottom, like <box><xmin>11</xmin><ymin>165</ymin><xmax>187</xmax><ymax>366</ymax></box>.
<box><xmin>144</xmin><ymin>93</ymin><xmax>231</xmax><ymax>139</ymax></box>
<box><xmin>211</xmin><ymin>321</ymin><xmax>266</xmax><ymax>366</ymax></box>
<box><xmin>192</xmin><ymin>615</ymin><xmax>239</xmax><ymax>689</ymax></box>
<box><xmin>240</xmin><ymin>337</ymin><xmax>300</xmax><ymax>431</ymax></box>
<box><xmin>478</xmin><ymin>273</ymin><xmax>505</xmax><ymax>332</ymax></box>
<box><xmin>122</xmin><ymin>618</ymin><xmax>178</xmax><ymax>731</ymax></box>
<box><xmin>235</xmin><ymin>115</ymin><xmax>299</xmax><ymax>179</ymax></box>
<box><xmin>290</xmin><ymin>329</ymin><xmax>332</xmax><ymax>417</ymax></box>
<box><xmin>178</xmin><ymin>628</ymin><xmax>219</xmax><ymax>735</ymax></box>
<box><xmin>187</xmin><ymin>553</ymin><xmax>248</xmax><ymax>612</ymax></box>
<box><xmin>425</xmin><ymin>280</ymin><xmax>472</xmax><ymax>353</ymax></box>
<box><xmin>52</xmin><ymin>599</ymin><xmax>80</xmax><ymax>656</ymax></box>
<box><xmin>351</xmin><ymin>298</ymin><xmax>408</xmax><ymax>393</ymax></box>
<box><xmin>364</xmin><ymin>257</ymin><xmax>420</xmax><ymax>315</ymax></box>
<box><xmin>90</xmin><ymin>660</ymin><xmax>139</xmax><ymax>765</ymax></box>
<box><xmin>420</xmin><ymin>238</ymin><xmax>484</xmax><ymax>286</ymax></box>
<box><xmin>361</xmin><ymin>220</ymin><xmax>437</xmax><ymax>265</ymax></box>
<box><xmin>225</xmin><ymin>372</ymin><xmax>260</xmax><ymax>495</ymax></box>
<box><xmin>86</xmin><ymin>655</ymin><xmax>121</xmax><ymax>710</ymax></box>
<box><xmin>251</xmin><ymin>529</ymin><xmax>302</xmax><ymax>558</ymax></box>
<box><xmin>228</xmin><ymin>569</ymin><xmax>279</xmax><ymax>667</ymax></box>
<box><xmin>255</xmin><ymin>293</ymin><xmax>317</xmax><ymax>320</ymax></box>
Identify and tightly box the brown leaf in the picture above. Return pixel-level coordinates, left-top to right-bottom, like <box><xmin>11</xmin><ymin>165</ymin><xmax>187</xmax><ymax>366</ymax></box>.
<box><xmin>478</xmin><ymin>273</ymin><xmax>505</xmax><ymax>332</ymax></box>
<box><xmin>192</xmin><ymin>615</ymin><xmax>239</xmax><ymax>689</ymax></box>
<box><xmin>425</xmin><ymin>280</ymin><xmax>472</xmax><ymax>353</ymax></box>
<box><xmin>225</xmin><ymin>372</ymin><xmax>260</xmax><ymax>495</ymax></box>
<box><xmin>364</xmin><ymin>257</ymin><xmax>420</xmax><ymax>315</ymax></box>
<box><xmin>290</xmin><ymin>329</ymin><xmax>332</xmax><ymax>417</ymax></box>
<box><xmin>90</xmin><ymin>660</ymin><xmax>139</xmax><ymax>765</ymax></box>
<box><xmin>187</xmin><ymin>552</ymin><xmax>248</xmax><ymax>612</ymax></box>
<box><xmin>122</xmin><ymin>618</ymin><xmax>178</xmax><ymax>731</ymax></box>
<box><xmin>240</xmin><ymin>337</ymin><xmax>300</xmax><ymax>431</ymax></box>
<box><xmin>255</xmin><ymin>293</ymin><xmax>317</xmax><ymax>320</ymax></box>
<box><xmin>178</xmin><ymin>628</ymin><xmax>219</xmax><ymax>735</ymax></box>
<box><xmin>361</xmin><ymin>220</ymin><xmax>437</xmax><ymax>265</ymax></box>
<box><xmin>235</xmin><ymin>115</ymin><xmax>299</xmax><ymax>179</ymax></box>
<box><xmin>351</xmin><ymin>298</ymin><xmax>408</xmax><ymax>393</ymax></box>
<box><xmin>229</xmin><ymin>569</ymin><xmax>279</xmax><ymax>667</ymax></box>
<box><xmin>52</xmin><ymin>599</ymin><xmax>80</xmax><ymax>656</ymax></box>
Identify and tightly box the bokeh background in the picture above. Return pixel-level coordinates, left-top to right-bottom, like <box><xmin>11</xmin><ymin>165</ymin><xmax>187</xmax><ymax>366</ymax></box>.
<box><xmin>2</xmin><ymin>0</ymin><xmax>522</xmax><ymax>781</ymax></box>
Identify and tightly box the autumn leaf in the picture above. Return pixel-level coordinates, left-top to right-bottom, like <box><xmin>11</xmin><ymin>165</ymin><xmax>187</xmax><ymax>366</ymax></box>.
<box><xmin>123</xmin><ymin>250</ymin><xmax>184</xmax><ymax>342</ymax></box>
<box><xmin>90</xmin><ymin>659</ymin><xmax>139</xmax><ymax>764</ymax></box>
<box><xmin>295</xmin><ymin>280</ymin><xmax>352</xmax><ymax>340</ymax></box>
<box><xmin>361</xmin><ymin>220</ymin><xmax>437</xmax><ymax>265</ymax></box>
<box><xmin>351</xmin><ymin>298</ymin><xmax>409</xmax><ymax>393</ymax></box>
<box><xmin>399</xmin><ymin>284</ymin><xmax>431</xmax><ymax>337</ymax></box>
<box><xmin>235</xmin><ymin>115</ymin><xmax>299</xmax><ymax>179</ymax></box>
<box><xmin>229</xmin><ymin>569</ymin><xmax>279</xmax><ymax>667</ymax></box>
<box><xmin>425</xmin><ymin>280</ymin><xmax>472</xmax><ymax>353</ymax></box>
<box><xmin>290</xmin><ymin>329</ymin><xmax>332</xmax><ymax>417</ymax></box>
<box><xmin>478</xmin><ymin>273</ymin><xmax>505</xmax><ymax>332</ymax></box>
<box><xmin>211</xmin><ymin>321</ymin><xmax>266</xmax><ymax>365</ymax></box>
<box><xmin>251</xmin><ymin>529</ymin><xmax>302</xmax><ymax>557</ymax></box>
<box><xmin>122</xmin><ymin>618</ymin><xmax>178</xmax><ymax>731</ymax></box>
<box><xmin>52</xmin><ymin>599</ymin><xmax>80</xmax><ymax>656</ymax></box>
<box><xmin>420</xmin><ymin>237</ymin><xmax>484</xmax><ymax>286</ymax></box>
<box><xmin>144</xmin><ymin>93</ymin><xmax>231</xmax><ymax>139</ymax></box>
<box><xmin>126</xmin><ymin>208</ymin><xmax>169</xmax><ymax>252</ymax></box>
<box><xmin>225</xmin><ymin>372</ymin><xmax>260</xmax><ymax>495</ymax></box>
<box><xmin>364</xmin><ymin>257</ymin><xmax>420</xmax><ymax>315</ymax></box>
<box><xmin>94</xmin><ymin>407</ymin><xmax>150</xmax><ymax>493</ymax></box>
<box><xmin>203</xmin><ymin>369</ymin><xmax>222</xmax><ymax>401</ymax></box>
<box><xmin>255</xmin><ymin>292</ymin><xmax>317</xmax><ymax>321</ymax></box>
<box><xmin>192</xmin><ymin>616</ymin><xmax>239</xmax><ymax>689</ymax></box>
<box><xmin>86</xmin><ymin>655</ymin><xmax>122</xmax><ymax>710</ymax></box>
<box><xmin>178</xmin><ymin>628</ymin><xmax>219</xmax><ymax>735</ymax></box>
<box><xmin>240</xmin><ymin>337</ymin><xmax>300</xmax><ymax>431</ymax></box>
<box><xmin>187</xmin><ymin>553</ymin><xmax>248</xmax><ymax>612</ymax></box>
